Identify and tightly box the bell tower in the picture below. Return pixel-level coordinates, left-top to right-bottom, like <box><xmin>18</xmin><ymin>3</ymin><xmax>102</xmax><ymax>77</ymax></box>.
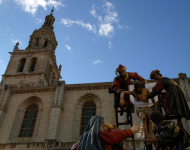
<box><xmin>1</xmin><ymin>8</ymin><xmax>62</xmax><ymax>89</ymax></box>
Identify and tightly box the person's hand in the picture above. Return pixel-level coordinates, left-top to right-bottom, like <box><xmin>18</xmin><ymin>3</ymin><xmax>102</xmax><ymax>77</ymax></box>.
<box><xmin>130</xmin><ymin>121</ymin><xmax>145</xmax><ymax>134</ymax></box>
<box><xmin>145</xmin><ymin>80</ymin><xmax>148</xmax><ymax>84</ymax></box>
<box><xmin>139</xmin><ymin>96</ymin><xmax>148</xmax><ymax>102</ymax></box>
<box><xmin>145</xmin><ymin>135</ymin><xmax>159</xmax><ymax>143</ymax></box>
<box><xmin>123</xmin><ymin>142</ymin><xmax>130</xmax><ymax>150</ymax></box>
<box><xmin>120</xmin><ymin>99</ymin><xmax>125</xmax><ymax>107</ymax></box>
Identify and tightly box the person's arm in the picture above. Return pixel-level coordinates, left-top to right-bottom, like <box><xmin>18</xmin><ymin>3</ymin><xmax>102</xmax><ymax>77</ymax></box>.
<box><xmin>100</xmin><ymin>121</ymin><xmax>144</xmax><ymax>145</ymax></box>
<box><xmin>120</xmin><ymin>91</ymin><xmax>136</xmax><ymax>106</ymax></box>
<box><xmin>129</xmin><ymin>72</ymin><xmax>144</xmax><ymax>81</ymax></box>
<box><xmin>147</xmin><ymin>89</ymin><xmax>157</xmax><ymax>110</ymax></box>
<box><xmin>140</xmin><ymin>81</ymin><xmax>164</xmax><ymax>101</ymax></box>
<box><xmin>112</xmin><ymin>78</ymin><xmax>123</xmax><ymax>93</ymax></box>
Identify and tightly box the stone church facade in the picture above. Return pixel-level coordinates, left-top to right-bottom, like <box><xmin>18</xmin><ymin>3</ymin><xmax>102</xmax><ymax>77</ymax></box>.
<box><xmin>0</xmin><ymin>12</ymin><xmax>190</xmax><ymax>150</ymax></box>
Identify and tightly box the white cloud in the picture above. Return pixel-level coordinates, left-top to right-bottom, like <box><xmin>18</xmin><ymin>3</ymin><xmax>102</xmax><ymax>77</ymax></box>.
<box><xmin>36</xmin><ymin>18</ymin><xmax>43</xmax><ymax>24</ymax></box>
<box><xmin>118</xmin><ymin>25</ymin><xmax>131</xmax><ymax>29</ymax></box>
<box><xmin>65</xmin><ymin>37</ymin><xmax>69</xmax><ymax>40</ymax></box>
<box><xmin>61</xmin><ymin>18</ymin><xmax>96</xmax><ymax>33</ymax></box>
<box><xmin>103</xmin><ymin>1</ymin><xmax>118</xmax><ymax>23</ymax></box>
<box><xmin>65</xmin><ymin>44</ymin><xmax>73</xmax><ymax>52</ymax></box>
<box><xmin>99</xmin><ymin>23</ymin><xmax>114</xmax><ymax>37</ymax></box>
<box><xmin>92</xmin><ymin>59</ymin><xmax>103</xmax><ymax>65</ymax></box>
<box><xmin>11</xmin><ymin>39</ymin><xmax>23</xmax><ymax>44</ymax></box>
<box><xmin>14</xmin><ymin>0</ymin><xmax>65</xmax><ymax>15</ymax></box>
<box><xmin>0</xmin><ymin>60</ymin><xmax>2</xmax><ymax>63</ymax></box>
<box><xmin>89</xmin><ymin>5</ymin><xmax>102</xmax><ymax>21</ymax></box>
<box><xmin>0</xmin><ymin>0</ymin><xmax>4</xmax><ymax>5</ymax></box>
<box><xmin>60</xmin><ymin>1</ymin><xmax>129</xmax><ymax>39</ymax></box>
<box><xmin>108</xmin><ymin>41</ymin><xmax>112</xmax><ymax>49</ymax></box>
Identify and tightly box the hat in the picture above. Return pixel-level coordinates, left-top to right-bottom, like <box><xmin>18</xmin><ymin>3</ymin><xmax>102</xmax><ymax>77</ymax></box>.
<box><xmin>150</xmin><ymin>69</ymin><xmax>160</xmax><ymax>79</ymax></box>
<box><xmin>115</xmin><ymin>64</ymin><xmax>127</xmax><ymax>75</ymax></box>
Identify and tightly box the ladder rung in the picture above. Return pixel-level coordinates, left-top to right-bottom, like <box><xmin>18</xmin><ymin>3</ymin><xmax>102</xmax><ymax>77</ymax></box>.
<box><xmin>118</xmin><ymin>122</ymin><xmax>131</xmax><ymax>125</ymax></box>
<box><xmin>116</xmin><ymin>110</ymin><xmax>131</xmax><ymax>112</ymax></box>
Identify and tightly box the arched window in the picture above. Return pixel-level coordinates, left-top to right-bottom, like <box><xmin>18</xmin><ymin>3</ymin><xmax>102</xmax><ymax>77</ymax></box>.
<box><xmin>18</xmin><ymin>104</ymin><xmax>38</xmax><ymax>137</ymax></box>
<box><xmin>80</xmin><ymin>101</ymin><xmax>96</xmax><ymax>135</ymax></box>
<box><xmin>44</xmin><ymin>40</ymin><xmax>48</xmax><ymax>47</ymax></box>
<box><xmin>29</xmin><ymin>57</ymin><xmax>37</xmax><ymax>72</ymax></box>
<box><xmin>17</xmin><ymin>58</ymin><xmax>26</xmax><ymax>72</ymax></box>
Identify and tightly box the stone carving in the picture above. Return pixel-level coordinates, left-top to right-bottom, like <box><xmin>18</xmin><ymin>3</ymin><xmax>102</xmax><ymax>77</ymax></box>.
<box><xmin>18</xmin><ymin>79</ymin><xmax>23</xmax><ymax>88</ymax></box>
<box><xmin>178</xmin><ymin>73</ymin><xmax>187</xmax><ymax>80</ymax></box>
<box><xmin>32</xmin><ymin>38</ymin><xmax>37</xmax><ymax>48</ymax></box>
<box><xmin>13</xmin><ymin>42</ymin><xmax>19</xmax><ymax>51</ymax></box>
<box><xmin>58</xmin><ymin>64</ymin><xmax>62</xmax><ymax>73</ymax></box>
<box><xmin>39</xmin><ymin>37</ymin><xmax>45</xmax><ymax>48</ymax></box>
<box><xmin>47</xmin><ymin>41</ymin><xmax>53</xmax><ymax>50</ymax></box>
<box><xmin>31</xmin><ymin>82</ymin><xmax>35</xmax><ymax>87</ymax></box>
<box><xmin>38</xmin><ymin>79</ymin><xmax>44</xmax><ymax>86</ymax></box>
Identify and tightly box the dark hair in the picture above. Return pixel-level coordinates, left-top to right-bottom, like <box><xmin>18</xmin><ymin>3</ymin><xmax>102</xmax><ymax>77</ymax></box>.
<box><xmin>149</xmin><ymin>110</ymin><xmax>164</xmax><ymax>124</ymax></box>
<box><xmin>112</xmin><ymin>143</ymin><xmax>123</xmax><ymax>150</ymax></box>
<box><xmin>133</xmin><ymin>82</ymin><xmax>142</xmax><ymax>94</ymax></box>
<box><xmin>150</xmin><ymin>70</ymin><xmax>162</xmax><ymax>79</ymax></box>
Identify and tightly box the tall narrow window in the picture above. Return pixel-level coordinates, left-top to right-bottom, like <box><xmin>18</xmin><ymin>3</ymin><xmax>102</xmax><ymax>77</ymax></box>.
<box><xmin>29</xmin><ymin>57</ymin><xmax>37</xmax><ymax>72</ymax></box>
<box><xmin>17</xmin><ymin>58</ymin><xmax>26</xmax><ymax>72</ymax></box>
<box><xmin>80</xmin><ymin>101</ymin><xmax>96</xmax><ymax>135</ymax></box>
<box><xmin>44</xmin><ymin>40</ymin><xmax>48</xmax><ymax>47</ymax></box>
<box><xmin>18</xmin><ymin>104</ymin><xmax>38</xmax><ymax>137</ymax></box>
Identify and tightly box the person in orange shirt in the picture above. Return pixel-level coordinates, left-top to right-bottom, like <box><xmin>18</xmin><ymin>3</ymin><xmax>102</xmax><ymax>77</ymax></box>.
<box><xmin>71</xmin><ymin>115</ymin><xmax>144</xmax><ymax>150</ymax></box>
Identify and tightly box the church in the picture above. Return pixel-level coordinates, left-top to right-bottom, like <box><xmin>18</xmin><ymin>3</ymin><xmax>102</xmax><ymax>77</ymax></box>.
<box><xmin>0</xmin><ymin>11</ymin><xmax>190</xmax><ymax>150</ymax></box>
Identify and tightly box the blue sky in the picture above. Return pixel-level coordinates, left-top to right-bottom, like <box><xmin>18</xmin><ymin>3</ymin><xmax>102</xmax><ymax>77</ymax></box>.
<box><xmin>0</xmin><ymin>0</ymin><xmax>190</xmax><ymax>84</ymax></box>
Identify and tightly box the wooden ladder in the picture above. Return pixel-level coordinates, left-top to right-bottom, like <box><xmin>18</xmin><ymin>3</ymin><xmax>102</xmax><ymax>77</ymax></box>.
<box><xmin>109</xmin><ymin>87</ymin><xmax>136</xmax><ymax>150</ymax></box>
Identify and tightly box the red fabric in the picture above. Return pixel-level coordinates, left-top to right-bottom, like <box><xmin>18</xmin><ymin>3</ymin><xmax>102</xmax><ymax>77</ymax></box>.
<box><xmin>112</xmin><ymin>72</ymin><xmax>144</xmax><ymax>92</ymax></box>
<box><xmin>100</xmin><ymin>128</ymin><xmax>133</xmax><ymax>145</ymax></box>
<box><xmin>71</xmin><ymin>141</ymin><xmax>79</xmax><ymax>150</ymax></box>
<box><xmin>152</xmin><ymin>81</ymin><xmax>172</xmax><ymax>114</ymax></box>
<box><xmin>150</xmin><ymin>70</ymin><xmax>156</xmax><ymax>76</ymax></box>
<box><xmin>117</xmin><ymin>64</ymin><xmax>126</xmax><ymax>70</ymax></box>
<box><xmin>71</xmin><ymin>129</ymin><xmax>133</xmax><ymax>150</ymax></box>
<box><xmin>152</xmin><ymin>81</ymin><xmax>164</xmax><ymax>93</ymax></box>
<box><xmin>162</xmin><ymin>91</ymin><xmax>172</xmax><ymax>114</ymax></box>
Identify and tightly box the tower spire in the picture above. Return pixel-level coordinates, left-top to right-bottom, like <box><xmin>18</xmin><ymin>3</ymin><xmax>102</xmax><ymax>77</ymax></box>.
<box><xmin>51</xmin><ymin>6</ymin><xmax>54</xmax><ymax>15</ymax></box>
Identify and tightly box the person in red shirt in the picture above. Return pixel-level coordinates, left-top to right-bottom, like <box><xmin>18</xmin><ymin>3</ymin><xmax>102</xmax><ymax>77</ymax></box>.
<box><xmin>112</xmin><ymin>64</ymin><xmax>147</xmax><ymax>119</ymax></box>
<box><xmin>71</xmin><ymin>115</ymin><xmax>144</xmax><ymax>150</ymax></box>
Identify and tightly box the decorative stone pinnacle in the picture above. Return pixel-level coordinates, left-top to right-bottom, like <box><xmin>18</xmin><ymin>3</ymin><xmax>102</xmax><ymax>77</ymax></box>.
<box><xmin>51</xmin><ymin>6</ymin><xmax>54</xmax><ymax>14</ymax></box>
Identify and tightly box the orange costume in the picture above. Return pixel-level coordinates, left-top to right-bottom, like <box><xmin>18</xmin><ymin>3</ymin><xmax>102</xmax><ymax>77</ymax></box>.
<box><xmin>71</xmin><ymin>128</ymin><xmax>133</xmax><ymax>150</ymax></box>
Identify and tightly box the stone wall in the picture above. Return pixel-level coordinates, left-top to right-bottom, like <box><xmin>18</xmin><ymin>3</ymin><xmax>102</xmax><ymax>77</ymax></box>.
<box><xmin>0</xmin><ymin>78</ymin><xmax>190</xmax><ymax>150</ymax></box>
<box><xmin>0</xmin><ymin>88</ymin><xmax>55</xmax><ymax>144</ymax></box>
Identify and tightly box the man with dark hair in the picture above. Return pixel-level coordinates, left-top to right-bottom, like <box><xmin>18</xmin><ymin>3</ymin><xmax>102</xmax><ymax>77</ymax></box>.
<box><xmin>112</xmin><ymin>64</ymin><xmax>147</xmax><ymax>119</ymax></box>
<box><xmin>140</xmin><ymin>70</ymin><xmax>190</xmax><ymax>125</ymax></box>
<box><xmin>120</xmin><ymin>82</ymin><xmax>157</xmax><ymax>137</ymax></box>
<box><xmin>145</xmin><ymin>110</ymin><xmax>190</xmax><ymax>150</ymax></box>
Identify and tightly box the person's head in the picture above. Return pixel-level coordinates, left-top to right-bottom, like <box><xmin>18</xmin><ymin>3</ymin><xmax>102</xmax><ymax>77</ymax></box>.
<box><xmin>134</xmin><ymin>82</ymin><xmax>142</xmax><ymax>94</ymax></box>
<box><xmin>115</xmin><ymin>64</ymin><xmax>127</xmax><ymax>78</ymax></box>
<box><xmin>78</xmin><ymin>115</ymin><xmax>106</xmax><ymax>150</ymax></box>
<box><xmin>112</xmin><ymin>143</ymin><xmax>124</xmax><ymax>150</ymax></box>
<box><xmin>101</xmin><ymin>122</ymin><xmax>114</xmax><ymax>132</ymax></box>
<box><xmin>150</xmin><ymin>70</ymin><xmax>162</xmax><ymax>80</ymax></box>
<box><xmin>149</xmin><ymin>110</ymin><xmax>164</xmax><ymax>125</ymax></box>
